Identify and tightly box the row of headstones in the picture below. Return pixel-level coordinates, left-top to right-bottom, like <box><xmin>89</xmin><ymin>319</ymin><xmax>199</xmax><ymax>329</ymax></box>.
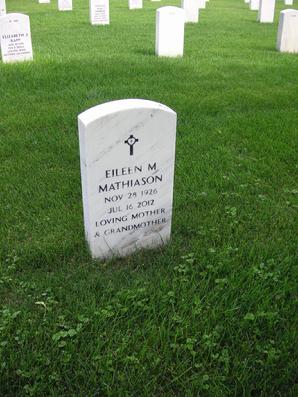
<box><xmin>36</xmin><ymin>0</ymin><xmax>209</xmax><ymax>16</ymax></box>
<box><xmin>1</xmin><ymin>1</ymin><xmax>298</xmax><ymax>63</ymax></box>
<box><xmin>37</xmin><ymin>0</ymin><xmax>209</xmax><ymax>26</ymax></box>
<box><xmin>0</xmin><ymin>0</ymin><xmax>210</xmax><ymax>63</ymax></box>
<box><xmin>248</xmin><ymin>0</ymin><xmax>294</xmax><ymax>22</ymax></box>
<box><xmin>248</xmin><ymin>0</ymin><xmax>295</xmax><ymax>16</ymax></box>
<box><xmin>245</xmin><ymin>0</ymin><xmax>298</xmax><ymax>52</ymax></box>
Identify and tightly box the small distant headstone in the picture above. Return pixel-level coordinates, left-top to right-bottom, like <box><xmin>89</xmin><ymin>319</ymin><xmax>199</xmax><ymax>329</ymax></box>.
<box><xmin>90</xmin><ymin>0</ymin><xmax>109</xmax><ymax>25</ymax></box>
<box><xmin>156</xmin><ymin>6</ymin><xmax>185</xmax><ymax>57</ymax></box>
<box><xmin>244</xmin><ymin>0</ymin><xmax>250</xmax><ymax>3</ymax></box>
<box><xmin>78</xmin><ymin>99</ymin><xmax>177</xmax><ymax>259</ymax></box>
<box><xmin>249</xmin><ymin>0</ymin><xmax>260</xmax><ymax>10</ymax></box>
<box><xmin>129</xmin><ymin>0</ymin><xmax>143</xmax><ymax>10</ymax></box>
<box><xmin>284</xmin><ymin>0</ymin><xmax>293</xmax><ymax>5</ymax></box>
<box><xmin>39</xmin><ymin>0</ymin><xmax>50</xmax><ymax>3</ymax></box>
<box><xmin>58</xmin><ymin>0</ymin><xmax>72</xmax><ymax>11</ymax></box>
<box><xmin>0</xmin><ymin>0</ymin><xmax>6</xmax><ymax>16</ymax></box>
<box><xmin>182</xmin><ymin>0</ymin><xmax>199</xmax><ymax>23</ymax></box>
<box><xmin>258</xmin><ymin>0</ymin><xmax>275</xmax><ymax>23</ymax></box>
<box><xmin>198</xmin><ymin>0</ymin><xmax>206</xmax><ymax>9</ymax></box>
<box><xmin>0</xmin><ymin>13</ymin><xmax>33</xmax><ymax>63</ymax></box>
<box><xmin>277</xmin><ymin>9</ymin><xmax>298</xmax><ymax>53</ymax></box>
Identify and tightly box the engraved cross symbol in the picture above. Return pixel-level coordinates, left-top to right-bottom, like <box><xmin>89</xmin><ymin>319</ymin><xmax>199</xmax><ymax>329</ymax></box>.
<box><xmin>124</xmin><ymin>135</ymin><xmax>139</xmax><ymax>156</ymax></box>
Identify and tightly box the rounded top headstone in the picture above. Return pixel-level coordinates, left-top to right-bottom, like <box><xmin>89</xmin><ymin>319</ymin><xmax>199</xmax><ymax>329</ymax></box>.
<box><xmin>78</xmin><ymin>99</ymin><xmax>176</xmax><ymax>127</ymax></box>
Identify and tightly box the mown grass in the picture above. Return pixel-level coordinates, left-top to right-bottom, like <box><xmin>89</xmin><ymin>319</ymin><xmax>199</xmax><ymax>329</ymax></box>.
<box><xmin>0</xmin><ymin>0</ymin><xmax>298</xmax><ymax>395</ymax></box>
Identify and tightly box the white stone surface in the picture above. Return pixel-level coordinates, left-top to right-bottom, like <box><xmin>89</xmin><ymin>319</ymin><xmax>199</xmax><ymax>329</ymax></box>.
<box><xmin>258</xmin><ymin>0</ymin><xmax>275</xmax><ymax>23</ymax></box>
<box><xmin>285</xmin><ymin>0</ymin><xmax>293</xmax><ymax>5</ymax></box>
<box><xmin>129</xmin><ymin>0</ymin><xmax>142</xmax><ymax>9</ymax></box>
<box><xmin>198</xmin><ymin>0</ymin><xmax>206</xmax><ymax>9</ymax></box>
<box><xmin>0</xmin><ymin>0</ymin><xmax>6</xmax><ymax>16</ymax></box>
<box><xmin>181</xmin><ymin>0</ymin><xmax>199</xmax><ymax>23</ymax></box>
<box><xmin>58</xmin><ymin>0</ymin><xmax>72</xmax><ymax>11</ymax></box>
<box><xmin>277</xmin><ymin>9</ymin><xmax>298</xmax><ymax>53</ymax></box>
<box><xmin>245</xmin><ymin>0</ymin><xmax>250</xmax><ymax>3</ymax></box>
<box><xmin>249</xmin><ymin>0</ymin><xmax>260</xmax><ymax>10</ymax></box>
<box><xmin>0</xmin><ymin>13</ymin><xmax>33</xmax><ymax>63</ymax></box>
<box><xmin>90</xmin><ymin>0</ymin><xmax>109</xmax><ymax>25</ymax></box>
<box><xmin>78</xmin><ymin>99</ymin><xmax>177</xmax><ymax>260</ymax></box>
<box><xmin>156</xmin><ymin>7</ymin><xmax>185</xmax><ymax>57</ymax></box>
<box><xmin>39</xmin><ymin>0</ymin><xmax>50</xmax><ymax>3</ymax></box>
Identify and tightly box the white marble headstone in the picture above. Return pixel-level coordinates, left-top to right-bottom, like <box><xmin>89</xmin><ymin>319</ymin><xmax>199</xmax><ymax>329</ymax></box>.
<box><xmin>277</xmin><ymin>9</ymin><xmax>298</xmax><ymax>53</ymax></box>
<box><xmin>249</xmin><ymin>0</ymin><xmax>260</xmax><ymax>10</ymax></box>
<box><xmin>58</xmin><ymin>0</ymin><xmax>72</xmax><ymax>11</ymax></box>
<box><xmin>129</xmin><ymin>0</ymin><xmax>143</xmax><ymax>9</ymax></box>
<box><xmin>0</xmin><ymin>0</ymin><xmax>6</xmax><ymax>16</ymax></box>
<box><xmin>78</xmin><ymin>99</ymin><xmax>177</xmax><ymax>259</ymax></box>
<box><xmin>182</xmin><ymin>0</ymin><xmax>199</xmax><ymax>23</ymax></box>
<box><xmin>90</xmin><ymin>0</ymin><xmax>109</xmax><ymax>25</ymax></box>
<box><xmin>39</xmin><ymin>0</ymin><xmax>50</xmax><ymax>3</ymax></box>
<box><xmin>245</xmin><ymin>0</ymin><xmax>250</xmax><ymax>3</ymax></box>
<box><xmin>0</xmin><ymin>13</ymin><xmax>33</xmax><ymax>63</ymax></box>
<box><xmin>284</xmin><ymin>0</ymin><xmax>293</xmax><ymax>5</ymax></box>
<box><xmin>258</xmin><ymin>0</ymin><xmax>275</xmax><ymax>23</ymax></box>
<box><xmin>156</xmin><ymin>6</ymin><xmax>185</xmax><ymax>57</ymax></box>
<box><xmin>198</xmin><ymin>0</ymin><xmax>206</xmax><ymax>9</ymax></box>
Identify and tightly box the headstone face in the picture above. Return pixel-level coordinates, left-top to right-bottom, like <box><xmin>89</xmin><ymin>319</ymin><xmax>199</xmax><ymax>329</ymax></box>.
<box><xmin>156</xmin><ymin>6</ymin><xmax>185</xmax><ymax>57</ymax></box>
<box><xmin>0</xmin><ymin>13</ymin><xmax>33</xmax><ymax>63</ymax></box>
<box><xmin>249</xmin><ymin>0</ymin><xmax>260</xmax><ymax>10</ymax></box>
<box><xmin>58</xmin><ymin>0</ymin><xmax>72</xmax><ymax>11</ymax></box>
<box><xmin>39</xmin><ymin>0</ymin><xmax>50</xmax><ymax>3</ymax></box>
<box><xmin>129</xmin><ymin>0</ymin><xmax>143</xmax><ymax>9</ymax></box>
<box><xmin>277</xmin><ymin>9</ymin><xmax>298</xmax><ymax>53</ymax></box>
<box><xmin>284</xmin><ymin>0</ymin><xmax>293</xmax><ymax>5</ymax></box>
<box><xmin>90</xmin><ymin>0</ymin><xmax>109</xmax><ymax>25</ymax></box>
<box><xmin>181</xmin><ymin>0</ymin><xmax>199</xmax><ymax>23</ymax></box>
<box><xmin>244</xmin><ymin>0</ymin><xmax>250</xmax><ymax>3</ymax></box>
<box><xmin>78</xmin><ymin>99</ymin><xmax>177</xmax><ymax>260</ymax></box>
<box><xmin>0</xmin><ymin>0</ymin><xmax>6</xmax><ymax>16</ymax></box>
<box><xmin>258</xmin><ymin>0</ymin><xmax>275</xmax><ymax>23</ymax></box>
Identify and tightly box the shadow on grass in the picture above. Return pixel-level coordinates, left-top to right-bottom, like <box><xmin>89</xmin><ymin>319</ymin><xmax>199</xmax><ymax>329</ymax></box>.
<box><xmin>134</xmin><ymin>48</ymin><xmax>155</xmax><ymax>57</ymax></box>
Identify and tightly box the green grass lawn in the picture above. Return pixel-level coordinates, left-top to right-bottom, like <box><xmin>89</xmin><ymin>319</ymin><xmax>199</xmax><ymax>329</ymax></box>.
<box><xmin>0</xmin><ymin>0</ymin><xmax>298</xmax><ymax>395</ymax></box>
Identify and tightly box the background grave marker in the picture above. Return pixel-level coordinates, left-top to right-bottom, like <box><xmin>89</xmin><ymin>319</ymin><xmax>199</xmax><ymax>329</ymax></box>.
<box><xmin>155</xmin><ymin>6</ymin><xmax>185</xmax><ymax>57</ymax></box>
<box><xmin>90</xmin><ymin>0</ymin><xmax>109</xmax><ymax>25</ymax></box>
<box><xmin>58</xmin><ymin>0</ymin><xmax>72</xmax><ymax>11</ymax></box>
<box><xmin>198</xmin><ymin>0</ymin><xmax>206</xmax><ymax>9</ymax></box>
<box><xmin>0</xmin><ymin>13</ymin><xmax>33</xmax><ymax>63</ymax></box>
<box><xmin>250</xmin><ymin>0</ymin><xmax>260</xmax><ymax>10</ymax></box>
<box><xmin>182</xmin><ymin>0</ymin><xmax>199</xmax><ymax>23</ymax></box>
<box><xmin>258</xmin><ymin>0</ymin><xmax>275</xmax><ymax>23</ymax></box>
<box><xmin>129</xmin><ymin>0</ymin><xmax>142</xmax><ymax>9</ymax></box>
<box><xmin>277</xmin><ymin>9</ymin><xmax>298</xmax><ymax>53</ymax></box>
